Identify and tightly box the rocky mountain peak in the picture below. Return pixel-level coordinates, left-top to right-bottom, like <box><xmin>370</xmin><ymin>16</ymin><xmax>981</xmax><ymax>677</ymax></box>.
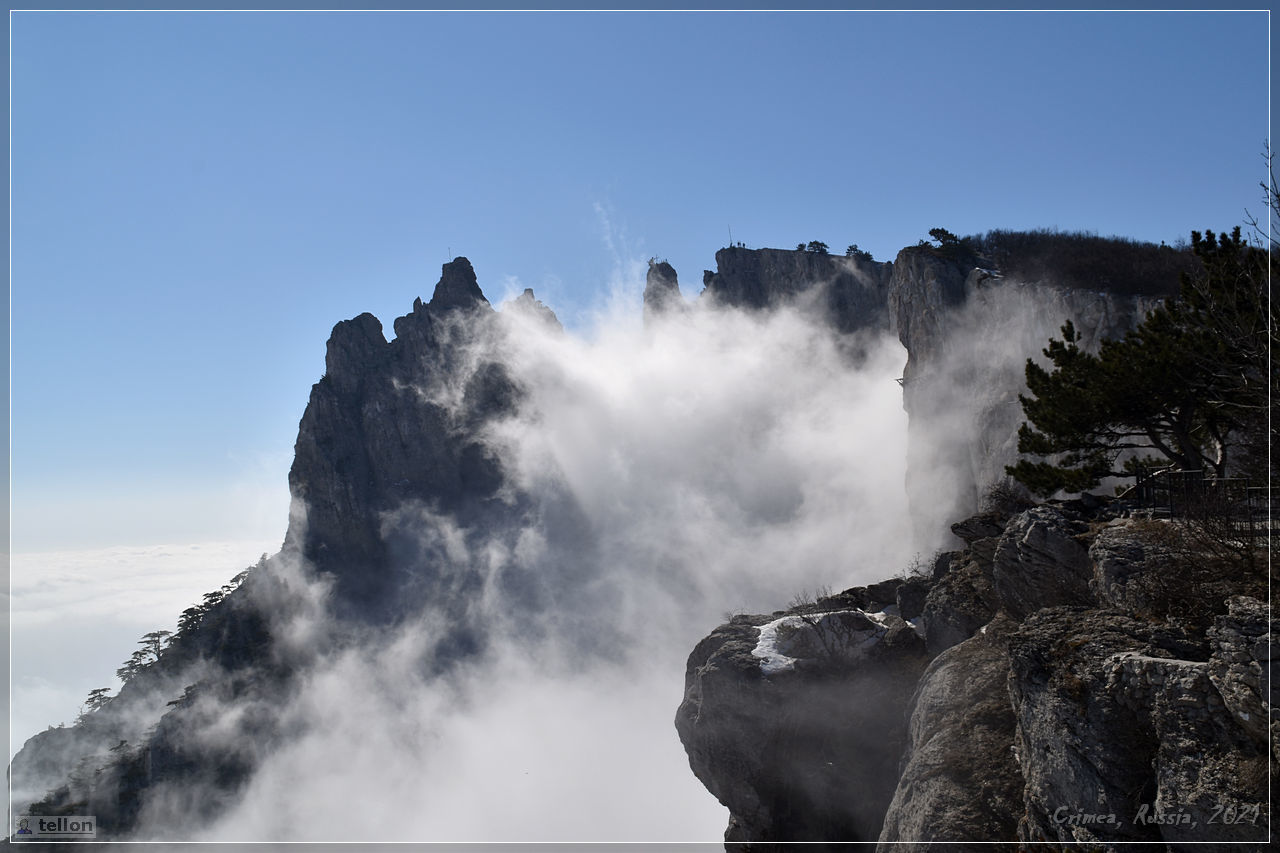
<box><xmin>643</xmin><ymin>258</ymin><xmax>683</xmax><ymax>324</ymax></box>
<box><xmin>428</xmin><ymin>256</ymin><xmax>489</xmax><ymax>313</ymax></box>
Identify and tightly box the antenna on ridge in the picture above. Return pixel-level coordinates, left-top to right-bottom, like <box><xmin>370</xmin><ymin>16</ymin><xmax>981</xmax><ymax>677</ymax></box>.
<box><xmin>728</xmin><ymin>225</ymin><xmax>733</xmax><ymax>247</ymax></box>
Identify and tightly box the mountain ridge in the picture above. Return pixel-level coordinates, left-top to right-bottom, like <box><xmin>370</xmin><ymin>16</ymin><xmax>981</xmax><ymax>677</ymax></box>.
<box><xmin>12</xmin><ymin>234</ymin><xmax>1208</xmax><ymax>842</ymax></box>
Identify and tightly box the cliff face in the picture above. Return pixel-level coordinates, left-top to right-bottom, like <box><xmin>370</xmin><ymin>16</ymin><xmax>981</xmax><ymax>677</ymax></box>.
<box><xmin>701</xmin><ymin>247</ymin><xmax>892</xmax><ymax>336</ymax></box>
<box><xmin>674</xmin><ymin>591</ymin><xmax>931</xmax><ymax>843</ymax></box>
<box><xmin>692</xmin><ymin>244</ymin><xmax>1170</xmax><ymax>545</ymax></box>
<box><xmin>285</xmin><ymin>257</ymin><xmax>521</xmax><ymax>622</ymax></box>
<box><xmin>10</xmin><ymin>258</ymin><xmax>543</xmax><ymax>834</ymax></box>
<box><xmin>888</xmin><ymin>248</ymin><xmax>1166</xmax><ymax>542</ymax></box>
<box><xmin>676</xmin><ymin>501</ymin><xmax>1275</xmax><ymax>849</ymax></box>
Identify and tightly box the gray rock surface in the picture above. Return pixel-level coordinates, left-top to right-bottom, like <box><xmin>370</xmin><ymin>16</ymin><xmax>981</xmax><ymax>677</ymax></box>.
<box><xmin>921</xmin><ymin>558</ymin><xmax>997</xmax><ymax>655</ymax></box>
<box><xmin>676</xmin><ymin>597</ymin><xmax>931</xmax><ymax>844</ymax></box>
<box><xmin>1008</xmin><ymin>605</ymin><xmax>1270</xmax><ymax>847</ymax></box>
<box><xmin>877</xmin><ymin>616</ymin><xmax>1023</xmax><ymax>852</ymax></box>
<box><xmin>1088</xmin><ymin>519</ymin><xmax>1179</xmax><ymax>615</ymax></box>
<box><xmin>681</xmin><ymin>504</ymin><xmax>1273</xmax><ymax>848</ymax></box>
<box><xmin>991</xmin><ymin>506</ymin><xmax>1092</xmax><ymax>618</ymax></box>
<box><xmin>1008</xmin><ymin>608</ymin><xmax>1179</xmax><ymax>845</ymax></box>
<box><xmin>1207</xmin><ymin>596</ymin><xmax>1275</xmax><ymax>748</ymax></box>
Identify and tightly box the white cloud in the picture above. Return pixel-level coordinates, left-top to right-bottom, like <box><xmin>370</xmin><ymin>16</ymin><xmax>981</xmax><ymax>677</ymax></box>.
<box><xmin>19</xmin><ymin>262</ymin><xmax>920</xmax><ymax>842</ymax></box>
<box><xmin>160</xmin><ymin>273</ymin><xmax>916</xmax><ymax>842</ymax></box>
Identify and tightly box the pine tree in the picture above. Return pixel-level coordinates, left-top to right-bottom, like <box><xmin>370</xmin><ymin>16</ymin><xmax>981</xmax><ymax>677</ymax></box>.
<box><xmin>1007</xmin><ymin>227</ymin><xmax>1270</xmax><ymax>496</ymax></box>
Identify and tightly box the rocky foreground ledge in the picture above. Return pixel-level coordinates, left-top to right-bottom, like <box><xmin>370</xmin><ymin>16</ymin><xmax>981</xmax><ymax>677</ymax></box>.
<box><xmin>676</xmin><ymin>499</ymin><xmax>1275</xmax><ymax>850</ymax></box>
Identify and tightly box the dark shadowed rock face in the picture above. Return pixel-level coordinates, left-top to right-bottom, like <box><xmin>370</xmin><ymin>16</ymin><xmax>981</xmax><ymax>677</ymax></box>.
<box><xmin>701</xmin><ymin>246</ymin><xmax>892</xmax><ymax>336</ymax></box>
<box><xmin>675</xmin><ymin>589</ymin><xmax>931</xmax><ymax>846</ymax></box>
<box><xmin>643</xmin><ymin>258</ymin><xmax>683</xmax><ymax>325</ymax></box>
<box><xmin>285</xmin><ymin>257</ymin><xmax>524</xmax><ymax>622</ymax></box>
<box><xmin>428</xmin><ymin>256</ymin><xmax>489</xmax><ymax>312</ymax></box>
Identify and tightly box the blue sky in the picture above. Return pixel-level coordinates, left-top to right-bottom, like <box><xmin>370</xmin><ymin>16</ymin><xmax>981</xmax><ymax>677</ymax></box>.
<box><xmin>9</xmin><ymin>8</ymin><xmax>1272</xmax><ymax>552</ymax></box>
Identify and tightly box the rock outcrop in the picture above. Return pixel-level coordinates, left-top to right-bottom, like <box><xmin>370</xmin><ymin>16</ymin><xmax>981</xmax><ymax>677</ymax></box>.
<box><xmin>644</xmin><ymin>258</ymin><xmax>684</xmax><ymax>324</ymax></box>
<box><xmin>677</xmin><ymin>500</ymin><xmax>1275</xmax><ymax>848</ymax></box>
<box><xmin>285</xmin><ymin>256</ymin><xmax>522</xmax><ymax>621</ymax></box>
<box><xmin>701</xmin><ymin>246</ymin><xmax>892</xmax><ymax>336</ymax></box>
<box><xmin>876</xmin><ymin>615</ymin><xmax>1023</xmax><ymax>851</ymax></box>
<box><xmin>675</xmin><ymin>588</ymin><xmax>931</xmax><ymax>845</ymax></box>
<box><xmin>10</xmin><ymin>258</ymin><xmax>553</xmax><ymax>835</ymax></box>
<box><xmin>886</xmin><ymin>249</ymin><xmax>1168</xmax><ymax>543</ymax></box>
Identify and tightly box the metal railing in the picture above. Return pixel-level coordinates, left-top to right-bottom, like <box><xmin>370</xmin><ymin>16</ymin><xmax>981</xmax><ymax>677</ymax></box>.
<box><xmin>1131</xmin><ymin>464</ymin><xmax>1276</xmax><ymax>533</ymax></box>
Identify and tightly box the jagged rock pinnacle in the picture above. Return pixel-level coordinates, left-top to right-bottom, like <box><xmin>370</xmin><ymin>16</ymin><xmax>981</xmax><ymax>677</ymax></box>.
<box><xmin>643</xmin><ymin>258</ymin><xmax>682</xmax><ymax>325</ymax></box>
<box><xmin>508</xmin><ymin>287</ymin><xmax>563</xmax><ymax>331</ymax></box>
<box><xmin>429</xmin><ymin>257</ymin><xmax>489</xmax><ymax>312</ymax></box>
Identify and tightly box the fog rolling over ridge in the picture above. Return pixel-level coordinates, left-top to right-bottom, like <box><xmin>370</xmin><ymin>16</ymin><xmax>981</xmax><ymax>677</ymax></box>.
<box><xmin>203</xmin><ymin>278</ymin><xmax>915</xmax><ymax>841</ymax></box>
<box><xmin>14</xmin><ymin>255</ymin><xmax>922</xmax><ymax>841</ymax></box>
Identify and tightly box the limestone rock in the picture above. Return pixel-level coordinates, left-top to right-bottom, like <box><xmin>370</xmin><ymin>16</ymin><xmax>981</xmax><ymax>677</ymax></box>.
<box><xmin>877</xmin><ymin>616</ymin><xmax>1023</xmax><ymax>851</ymax></box>
<box><xmin>1008</xmin><ymin>607</ymin><xmax>1268</xmax><ymax>846</ymax></box>
<box><xmin>1088</xmin><ymin>520</ymin><xmax>1176</xmax><ymax>614</ymax></box>
<box><xmin>921</xmin><ymin>558</ymin><xmax>997</xmax><ymax>655</ymax></box>
<box><xmin>950</xmin><ymin>511</ymin><xmax>1008</xmax><ymax>564</ymax></box>
<box><xmin>676</xmin><ymin>603</ymin><xmax>930</xmax><ymax>844</ymax></box>
<box><xmin>1207</xmin><ymin>596</ymin><xmax>1274</xmax><ymax>747</ymax></box>
<box><xmin>991</xmin><ymin>506</ymin><xmax>1092</xmax><ymax>618</ymax></box>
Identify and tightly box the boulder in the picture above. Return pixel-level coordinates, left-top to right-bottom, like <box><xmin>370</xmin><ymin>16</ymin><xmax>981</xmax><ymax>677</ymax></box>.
<box><xmin>676</xmin><ymin>605</ymin><xmax>930</xmax><ymax>844</ymax></box>
<box><xmin>921</xmin><ymin>558</ymin><xmax>997</xmax><ymax>655</ymax></box>
<box><xmin>992</xmin><ymin>507</ymin><xmax>1092</xmax><ymax>618</ymax></box>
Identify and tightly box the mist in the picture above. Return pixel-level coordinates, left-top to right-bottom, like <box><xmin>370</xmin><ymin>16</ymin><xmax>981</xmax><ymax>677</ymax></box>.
<box><xmin>900</xmin><ymin>274</ymin><xmax>1159</xmax><ymax>543</ymax></box>
<box><xmin>100</xmin><ymin>272</ymin><xmax>919</xmax><ymax>842</ymax></box>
